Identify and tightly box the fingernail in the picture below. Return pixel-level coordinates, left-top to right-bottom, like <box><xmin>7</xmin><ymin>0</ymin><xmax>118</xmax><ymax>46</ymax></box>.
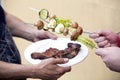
<box><xmin>63</xmin><ymin>58</ymin><xmax>69</xmax><ymax>62</ymax></box>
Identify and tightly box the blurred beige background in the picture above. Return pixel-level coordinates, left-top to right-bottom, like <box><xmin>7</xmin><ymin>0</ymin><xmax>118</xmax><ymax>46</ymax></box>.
<box><xmin>2</xmin><ymin>0</ymin><xmax>120</xmax><ymax>80</ymax></box>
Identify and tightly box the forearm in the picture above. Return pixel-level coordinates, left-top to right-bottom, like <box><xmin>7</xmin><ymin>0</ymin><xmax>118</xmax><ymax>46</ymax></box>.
<box><xmin>0</xmin><ymin>61</ymin><xmax>33</xmax><ymax>79</ymax></box>
<box><xmin>5</xmin><ymin>12</ymin><xmax>37</xmax><ymax>41</ymax></box>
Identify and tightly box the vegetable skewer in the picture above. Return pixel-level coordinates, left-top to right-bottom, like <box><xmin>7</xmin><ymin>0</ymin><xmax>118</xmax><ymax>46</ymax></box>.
<box><xmin>28</xmin><ymin>7</ymin><xmax>96</xmax><ymax>49</ymax></box>
<box><xmin>25</xmin><ymin>22</ymin><xmax>93</xmax><ymax>34</ymax></box>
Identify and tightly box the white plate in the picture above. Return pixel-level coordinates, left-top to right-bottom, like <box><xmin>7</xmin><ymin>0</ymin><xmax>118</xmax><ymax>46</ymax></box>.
<box><xmin>24</xmin><ymin>38</ymin><xmax>88</xmax><ymax>67</ymax></box>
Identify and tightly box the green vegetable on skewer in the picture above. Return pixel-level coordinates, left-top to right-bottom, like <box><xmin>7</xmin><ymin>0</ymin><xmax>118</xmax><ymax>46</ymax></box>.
<box><xmin>77</xmin><ymin>36</ymin><xmax>96</xmax><ymax>49</ymax></box>
<box><xmin>39</xmin><ymin>9</ymin><xmax>49</xmax><ymax>20</ymax></box>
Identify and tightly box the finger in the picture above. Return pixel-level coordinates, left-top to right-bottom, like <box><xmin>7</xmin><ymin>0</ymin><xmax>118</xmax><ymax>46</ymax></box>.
<box><xmin>95</xmin><ymin>48</ymin><xmax>106</xmax><ymax>57</ymax></box>
<box><xmin>104</xmin><ymin>43</ymin><xmax>111</xmax><ymax>47</ymax></box>
<box><xmin>89</xmin><ymin>33</ymin><xmax>99</xmax><ymax>39</ymax></box>
<box><xmin>97</xmin><ymin>30</ymin><xmax>111</xmax><ymax>36</ymax></box>
<box><xmin>97</xmin><ymin>40</ymin><xmax>109</xmax><ymax>47</ymax></box>
<box><xmin>64</xmin><ymin>66</ymin><xmax>71</xmax><ymax>72</ymax></box>
<box><xmin>49</xmin><ymin>58</ymin><xmax>71</xmax><ymax>73</ymax></box>
<box><xmin>56</xmin><ymin>66</ymin><xmax>71</xmax><ymax>75</ymax></box>
<box><xmin>57</xmin><ymin>66</ymin><xmax>71</xmax><ymax>75</ymax></box>
<box><xmin>46</xmin><ymin>31</ymin><xmax>58</xmax><ymax>39</ymax></box>
<box><xmin>94</xmin><ymin>37</ymin><xmax>106</xmax><ymax>43</ymax></box>
<box><xmin>40</xmin><ymin>58</ymin><xmax>54</xmax><ymax>64</ymax></box>
<box><xmin>42</xmin><ymin>58</ymin><xmax>69</xmax><ymax>65</ymax></box>
<box><xmin>53</xmin><ymin>58</ymin><xmax>69</xmax><ymax>65</ymax></box>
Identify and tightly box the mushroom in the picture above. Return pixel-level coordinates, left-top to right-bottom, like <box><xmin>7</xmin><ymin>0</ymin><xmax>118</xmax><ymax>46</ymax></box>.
<box><xmin>49</xmin><ymin>14</ymin><xmax>56</xmax><ymax>20</ymax></box>
<box><xmin>70</xmin><ymin>26</ymin><xmax>83</xmax><ymax>41</ymax></box>
<box><xmin>34</xmin><ymin>20</ymin><xmax>44</xmax><ymax>30</ymax></box>
<box><xmin>63</xmin><ymin>28</ymin><xmax>69</xmax><ymax>36</ymax></box>
<box><xmin>70</xmin><ymin>22</ymin><xmax>79</xmax><ymax>28</ymax></box>
<box><xmin>76</xmin><ymin>26</ymin><xmax>83</xmax><ymax>35</ymax></box>
<box><xmin>71</xmin><ymin>31</ymin><xmax>80</xmax><ymax>40</ymax></box>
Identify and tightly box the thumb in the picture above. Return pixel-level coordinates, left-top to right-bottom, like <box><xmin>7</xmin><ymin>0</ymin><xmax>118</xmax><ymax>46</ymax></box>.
<box><xmin>95</xmin><ymin>48</ymin><xmax>107</xmax><ymax>57</ymax></box>
<box><xmin>53</xmin><ymin>58</ymin><xmax>69</xmax><ymax>65</ymax></box>
<box><xmin>46</xmin><ymin>31</ymin><xmax>58</xmax><ymax>40</ymax></box>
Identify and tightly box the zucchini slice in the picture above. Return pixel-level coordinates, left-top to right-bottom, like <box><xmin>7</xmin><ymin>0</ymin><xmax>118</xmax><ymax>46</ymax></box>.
<box><xmin>39</xmin><ymin>9</ymin><xmax>49</xmax><ymax>19</ymax></box>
